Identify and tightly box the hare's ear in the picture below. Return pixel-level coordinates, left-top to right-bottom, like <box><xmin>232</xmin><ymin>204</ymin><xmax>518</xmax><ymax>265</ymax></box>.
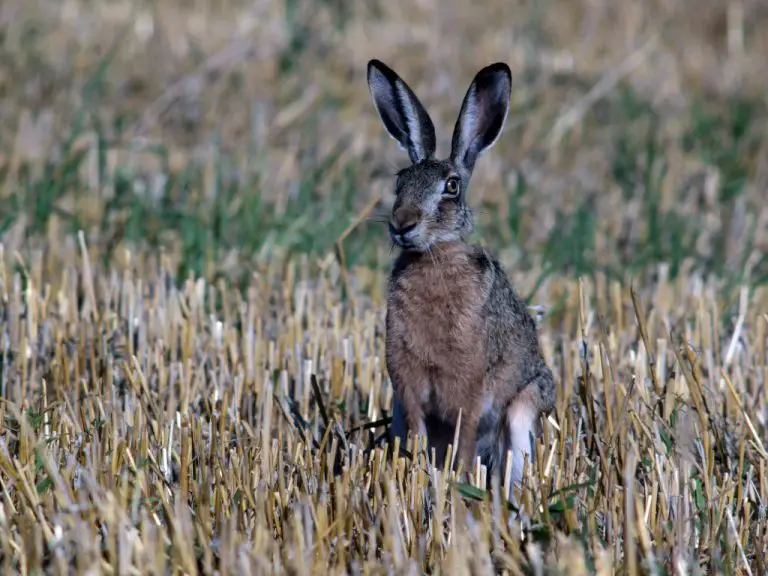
<box><xmin>450</xmin><ymin>63</ymin><xmax>511</xmax><ymax>173</ymax></box>
<box><xmin>367</xmin><ymin>59</ymin><xmax>436</xmax><ymax>164</ymax></box>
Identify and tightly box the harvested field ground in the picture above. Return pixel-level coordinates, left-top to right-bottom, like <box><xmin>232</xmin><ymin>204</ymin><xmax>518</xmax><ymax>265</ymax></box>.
<box><xmin>1</xmin><ymin>0</ymin><xmax>768</xmax><ymax>573</ymax></box>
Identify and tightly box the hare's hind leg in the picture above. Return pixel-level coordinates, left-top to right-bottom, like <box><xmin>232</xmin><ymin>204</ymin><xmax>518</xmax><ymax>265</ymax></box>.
<box><xmin>505</xmin><ymin>387</ymin><xmax>538</xmax><ymax>506</ymax></box>
<box><xmin>475</xmin><ymin>402</ymin><xmax>504</xmax><ymax>475</ymax></box>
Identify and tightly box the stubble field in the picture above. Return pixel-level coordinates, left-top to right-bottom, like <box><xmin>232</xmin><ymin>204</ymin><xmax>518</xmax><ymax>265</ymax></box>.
<box><xmin>1</xmin><ymin>0</ymin><xmax>768</xmax><ymax>573</ymax></box>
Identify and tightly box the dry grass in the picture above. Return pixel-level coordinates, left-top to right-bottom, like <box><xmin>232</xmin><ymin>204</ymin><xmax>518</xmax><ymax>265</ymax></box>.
<box><xmin>2</xmin><ymin>0</ymin><xmax>768</xmax><ymax>573</ymax></box>
<box><xmin>3</xmin><ymin>229</ymin><xmax>768</xmax><ymax>574</ymax></box>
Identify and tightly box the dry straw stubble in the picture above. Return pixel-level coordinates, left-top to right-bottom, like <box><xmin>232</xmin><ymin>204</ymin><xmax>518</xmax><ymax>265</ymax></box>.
<box><xmin>2</xmin><ymin>0</ymin><xmax>768</xmax><ymax>573</ymax></box>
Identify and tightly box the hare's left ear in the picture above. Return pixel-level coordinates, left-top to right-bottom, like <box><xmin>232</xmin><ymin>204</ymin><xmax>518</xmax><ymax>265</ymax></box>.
<box><xmin>450</xmin><ymin>63</ymin><xmax>511</xmax><ymax>174</ymax></box>
<box><xmin>367</xmin><ymin>59</ymin><xmax>437</xmax><ymax>164</ymax></box>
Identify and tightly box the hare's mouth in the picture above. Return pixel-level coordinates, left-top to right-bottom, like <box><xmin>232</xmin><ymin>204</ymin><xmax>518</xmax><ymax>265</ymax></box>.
<box><xmin>388</xmin><ymin>221</ymin><xmax>428</xmax><ymax>251</ymax></box>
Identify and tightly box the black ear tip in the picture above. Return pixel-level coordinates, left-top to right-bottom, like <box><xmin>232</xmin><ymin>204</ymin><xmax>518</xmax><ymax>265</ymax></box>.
<box><xmin>477</xmin><ymin>62</ymin><xmax>512</xmax><ymax>84</ymax></box>
<box><xmin>368</xmin><ymin>59</ymin><xmax>398</xmax><ymax>82</ymax></box>
<box><xmin>493</xmin><ymin>62</ymin><xmax>511</xmax><ymax>74</ymax></box>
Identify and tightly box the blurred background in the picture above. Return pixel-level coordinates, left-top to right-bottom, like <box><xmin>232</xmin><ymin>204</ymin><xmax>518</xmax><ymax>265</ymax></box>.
<box><xmin>1</xmin><ymin>0</ymin><xmax>767</xmax><ymax>296</ymax></box>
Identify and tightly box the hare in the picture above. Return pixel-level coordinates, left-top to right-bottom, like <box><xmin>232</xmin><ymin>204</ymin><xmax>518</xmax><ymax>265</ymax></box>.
<box><xmin>367</xmin><ymin>59</ymin><xmax>556</xmax><ymax>496</ymax></box>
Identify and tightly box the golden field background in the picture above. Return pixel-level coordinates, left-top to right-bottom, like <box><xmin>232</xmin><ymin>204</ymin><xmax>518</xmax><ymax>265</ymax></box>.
<box><xmin>0</xmin><ymin>0</ymin><xmax>767</xmax><ymax>573</ymax></box>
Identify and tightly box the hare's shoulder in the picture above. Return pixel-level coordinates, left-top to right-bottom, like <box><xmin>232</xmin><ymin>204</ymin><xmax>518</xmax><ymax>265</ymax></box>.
<box><xmin>477</xmin><ymin>249</ymin><xmax>542</xmax><ymax>366</ymax></box>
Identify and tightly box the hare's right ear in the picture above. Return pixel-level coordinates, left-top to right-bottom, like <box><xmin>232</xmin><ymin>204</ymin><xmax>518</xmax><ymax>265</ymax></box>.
<box><xmin>450</xmin><ymin>63</ymin><xmax>511</xmax><ymax>174</ymax></box>
<box><xmin>367</xmin><ymin>59</ymin><xmax>436</xmax><ymax>164</ymax></box>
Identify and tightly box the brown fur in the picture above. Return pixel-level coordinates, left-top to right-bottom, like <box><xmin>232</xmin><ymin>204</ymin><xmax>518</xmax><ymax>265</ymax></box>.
<box><xmin>367</xmin><ymin>59</ymin><xmax>556</xmax><ymax>482</ymax></box>
<box><xmin>386</xmin><ymin>242</ymin><xmax>488</xmax><ymax>468</ymax></box>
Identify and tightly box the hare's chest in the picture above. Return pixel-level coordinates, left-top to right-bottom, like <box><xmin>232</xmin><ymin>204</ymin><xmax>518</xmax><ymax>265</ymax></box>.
<box><xmin>387</xmin><ymin>258</ymin><xmax>487</xmax><ymax>366</ymax></box>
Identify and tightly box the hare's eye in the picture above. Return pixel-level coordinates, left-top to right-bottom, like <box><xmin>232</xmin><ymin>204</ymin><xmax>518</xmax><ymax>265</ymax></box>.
<box><xmin>443</xmin><ymin>177</ymin><xmax>460</xmax><ymax>197</ymax></box>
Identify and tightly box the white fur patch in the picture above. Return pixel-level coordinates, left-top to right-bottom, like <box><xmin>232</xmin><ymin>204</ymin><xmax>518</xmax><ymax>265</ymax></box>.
<box><xmin>368</xmin><ymin>69</ymin><xmax>410</xmax><ymax>155</ymax></box>
<box><xmin>459</xmin><ymin>84</ymin><xmax>479</xmax><ymax>153</ymax></box>
<box><xmin>506</xmin><ymin>398</ymin><xmax>536</xmax><ymax>492</ymax></box>
<box><xmin>457</xmin><ymin>82</ymin><xmax>510</xmax><ymax>160</ymax></box>
<box><xmin>395</xmin><ymin>80</ymin><xmax>425</xmax><ymax>161</ymax></box>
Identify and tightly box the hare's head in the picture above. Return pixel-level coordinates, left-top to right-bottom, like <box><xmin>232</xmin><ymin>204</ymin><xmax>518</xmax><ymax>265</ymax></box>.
<box><xmin>367</xmin><ymin>59</ymin><xmax>511</xmax><ymax>252</ymax></box>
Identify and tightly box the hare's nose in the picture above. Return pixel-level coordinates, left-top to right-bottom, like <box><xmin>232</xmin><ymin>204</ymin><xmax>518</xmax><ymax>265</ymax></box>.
<box><xmin>391</xmin><ymin>208</ymin><xmax>422</xmax><ymax>236</ymax></box>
